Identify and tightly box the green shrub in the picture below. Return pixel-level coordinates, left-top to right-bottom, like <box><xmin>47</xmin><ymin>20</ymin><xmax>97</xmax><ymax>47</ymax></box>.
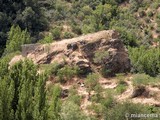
<box><xmin>111</xmin><ymin>26</ymin><xmax>138</xmax><ymax>46</ymax></box>
<box><xmin>63</xmin><ymin>32</ymin><xmax>74</xmax><ymax>39</ymax></box>
<box><xmin>93</xmin><ymin>50</ymin><xmax>109</xmax><ymax>64</ymax></box>
<box><xmin>129</xmin><ymin>0</ymin><xmax>139</xmax><ymax>12</ymax></box>
<box><xmin>101</xmin><ymin>89</ymin><xmax>115</xmax><ymax>108</ymax></box>
<box><xmin>40</xmin><ymin>62</ymin><xmax>61</xmax><ymax>76</ymax></box>
<box><xmin>91</xmin><ymin>84</ymin><xmax>103</xmax><ymax>103</ymax></box>
<box><xmin>87</xmin><ymin>103</ymin><xmax>104</xmax><ymax>118</ymax></box>
<box><xmin>105</xmin><ymin>102</ymin><xmax>151</xmax><ymax>120</ymax></box>
<box><xmin>116</xmin><ymin>82</ymin><xmax>127</xmax><ymax>94</ymax></box>
<box><xmin>81</xmin><ymin>6</ymin><xmax>93</xmax><ymax>16</ymax></box>
<box><xmin>85</xmin><ymin>73</ymin><xmax>99</xmax><ymax>94</ymax></box>
<box><xmin>116</xmin><ymin>73</ymin><xmax>125</xmax><ymax>81</ymax></box>
<box><xmin>132</xmin><ymin>74</ymin><xmax>160</xmax><ymax>87</ymax></box>
<box><xmin>115</xmin><ymin>74</ymin><xmax>128</xmax><ymax>94</ymax></box>
<box><xmin>67</xmin><ymin>87</ymin><xmax>82</xmax><ymax>106</ymax></box>
<box><xmin>71</xmin><ymin>25</ymin><xmax>82</xmax><ymax>35</ymax></box>
<box><xmin>156</xmin><ymin>13</ymin><xmax>160</xmax><ymax>19</ymax></box>
<box><xmin>89</xmin><ymin>89</ymin><xmax>122</xmax><ymax>118</ymax></box>
<box><xmin>57</xmin><ymin>65</ymin><xmax>80</xmax><ymax>83</ymax></box>
<box><xmin>147</xmin><ymin>11</ymin><xmax>154</xmax><ymax>17</ymax></box>
<box><xmin>101</xmin><ymin>68</ymin><xmax>111</xmax><ymax>77</ymax></box>
<box><xmin>82</xmin><ymin>18</ymin><xmax>97</xmax><ymax>34</ymax></box>
<box><xmin>51</xmin><ymin>27</ymin><xmax>61</xmax><ymax>40</ymax></box>
<box><xmin>129</xmin><ymin>46</ymin><xmax>160</xmax><ymax>76</ymax></box>
<box><xmin>38</xmin><ymin>35</ymin><xmax>53</xmax><ymax>44</ymax></box>
<box><xmin>138</xmin><ymin>9</ymin><xmax>146</xmax><ymax>17</ymax></box>
<box><xmin>151</xmin><ymin>2</ymin><xmax>159</xmax><ymax>9</ymax></box>
<box><xmin>153</xmin><ymin>38</ymin><xmax>160</xmax><ymax>42</ymax></box>
<box><xmin>93</xmin><ymin>49</ymin><xmax>111</xmax><ymax>77</ymax></box>
<box><xmin>60</xmin><ymin>101</ymin><xmax>88</xmax><ymax>120</ymax></box>
<box><xmin>132</xmin><ymin>74</ymin><xmax>150</xmax><ymax>87</ymax></box>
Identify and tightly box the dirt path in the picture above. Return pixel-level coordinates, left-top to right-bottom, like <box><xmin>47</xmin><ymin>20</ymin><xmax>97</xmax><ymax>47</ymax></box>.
<box><xmin>99</xmin><ymin>77</ymin><xmax>117</xmax><ymax>89</ymax></box>
<box><xmin>116</xmin><ymin>77</ymin><xmax>160</xmax><ymax>106</ymax></box>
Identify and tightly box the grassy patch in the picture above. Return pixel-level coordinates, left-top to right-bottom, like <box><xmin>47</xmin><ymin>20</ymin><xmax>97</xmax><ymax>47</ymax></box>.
<box><xmin>132</xmin><ymin>74</ymin><xmax>160</xmax><ymax>87</ymax></box>
<box><xmin>115</xmin><ymin>73</ymin><xmax>128</xmax><ymax>94</ymax></box>
<box><xmin>39</xmin><ymin>62</ymin><xmax>61</xmax><ymax>75</ymax></box>
<box><xmin>57</xmin><ymin>65</ymin><xmax>80</xmax><ymax>83</ymax></box>
<box><xmin>116</xmin><ymin>83</ymin><xmax>128</xmax><ymax>94</ymax></box>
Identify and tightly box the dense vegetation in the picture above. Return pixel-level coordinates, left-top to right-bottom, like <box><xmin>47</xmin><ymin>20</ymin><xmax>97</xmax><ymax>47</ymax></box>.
<box><xmin>0</xmin><ymin>0</ymin><xmax>160</xmax><ymax>120</ymax></box>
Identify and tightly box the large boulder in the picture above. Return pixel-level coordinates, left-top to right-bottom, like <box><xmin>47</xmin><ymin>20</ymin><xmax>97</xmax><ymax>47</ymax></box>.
<box><xmin>80</xmin><ymin>38</ymin><xmax>131</xmax><ymax>76</ymax></box>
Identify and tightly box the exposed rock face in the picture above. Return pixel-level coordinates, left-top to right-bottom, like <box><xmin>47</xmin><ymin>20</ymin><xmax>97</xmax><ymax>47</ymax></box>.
<box><xmin>10</xmin><ymin>30</ymin><xmax>131</xmax><ymax>76</ymax></box>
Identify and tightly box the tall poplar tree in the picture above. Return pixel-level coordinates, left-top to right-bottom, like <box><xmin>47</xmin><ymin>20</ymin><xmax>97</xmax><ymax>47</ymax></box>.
<box><xmin>33</xmin><ymin>74</ymin><xmax>48</xmax><ymax>120</ymax></box>
<box><xmin>4</xmin><ymin>25</ymin><xmax>31</xmax><ymax>55</ymax></box>
<box><xmin>8</xmin><ymin>60</ymin><xmax>48</xmax><ymax>120</ymax></box>
<box><xmin>0</xmin><ymin>77</ymin><xmax>14</xmax><ymax>120</ymax></box>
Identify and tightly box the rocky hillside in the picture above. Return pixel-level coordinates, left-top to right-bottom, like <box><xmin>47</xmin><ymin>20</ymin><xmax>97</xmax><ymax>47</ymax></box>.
<box><xmin>1</xmin><ymin>1</ymin><xmax>160</xmax><ymax>120</ymax></box>
<box><xmin>9</xmin><ymin>30</ymin><xmax>160</xmax><ymax>110</ymax></box>
<box><xmin>10</xmin><ymin>30</ymin><xmax>130</xmax><ymax>76</ymax></box>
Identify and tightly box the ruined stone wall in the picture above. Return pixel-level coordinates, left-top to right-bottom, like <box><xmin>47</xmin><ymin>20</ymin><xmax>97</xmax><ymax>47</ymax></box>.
<box><xmin>21</xmin><ymin>43</ymin><xmax>41</xmax><ymax>57</ymax></box>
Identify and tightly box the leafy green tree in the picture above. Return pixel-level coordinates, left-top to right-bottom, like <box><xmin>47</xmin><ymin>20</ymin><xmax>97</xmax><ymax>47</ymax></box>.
<box><xmin>51</xmin><ymin>27</ymin><xmax>61</xmax><ymax>40</ymax></box>
<box><xmin>0</xmin><ymin>77</ymin><xmax>14</xmax><ymax>120</ymax></box>
<box><xmin>15</xmin><ymin>77</ymin><xmax>34</xmax><ymax>120</ymax></box>
<box><xmin>129</xmin><ymin>46</ymin><xmax>160</xmax><ymax>76</ymax></box>
<box><xmin>7</xmin><ymin>60</ymin><xmax>48</xmax><ymax>120</ymax></box>
<box><xmin>39</xmin><ymin>35</ymin><xmax>53</xmax><ymax>44</ymax></box>
<box><xmin>0</xmin><ymin>54</ymin><xmax>12</xmax><ymax>78</ymax></box>
<box><xmin>57</xmin><ymin>65</ymin><xmax>79</xmax><ymax>83</ymax></box>
<box><xmin>33</xmin><ymin>74</ymin><xmax>48</xmax><ymax>120</ymax></box>
<box><xmin>129</xmin><ymin>0</ymin><xmax>140</xmax><ymax>12</ymax></box>
<box><xmin>48</xmin><ymin>84</ymin><xmax>62</xmax><ymax>120</ymax></box>
<box><xmin>4</xmin><ymin>25</ymin><xmax>31</xmax><ymax>54</ymax></box>
<box><xmin>60</xmin><ymin>101</ymin><xmax>88</xmax><ymax>120</ymax></box>
<box><xmin>9</xmin><ymin>60</ymin><xmax>37</xmax><ymax>119</ymax></box>
<box><xmin>85</xmin><ymin>73</ymin><xmax>99</xmax><ymax>98</ymax></box>
<box><xmin>0</xmin><ymin>0</ymin><xmax>49</xmax><ymax>56</ymax></box>
<box><xmin>82</xmin><ymin>3</ymin><xmax>117</xmax><ymax>33</ymax></box>
<box><xmin>109</xmin><ymin>8</ymin><xmax>140</xmax><ymax>46</ymax></box>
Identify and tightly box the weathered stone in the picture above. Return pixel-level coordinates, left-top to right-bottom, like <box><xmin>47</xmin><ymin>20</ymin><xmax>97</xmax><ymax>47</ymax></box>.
<box><xmin>131</xmin><ymin>86</ymin><xmax>149</xmax><ymax>98</ymax></box>
<box><xmin>75</xmin><ymin>59</ymin><xmax>92</xmax><ymax>75</ymax></box>
<box><xmin>80</xmin><ymin>38</ymin><xmax>130</xmax><ymax>76</ymax></box>
<box><xmin>67</xmin><ymin>42</ymin><xmax>78</xmax><ymax>51</ymax></box>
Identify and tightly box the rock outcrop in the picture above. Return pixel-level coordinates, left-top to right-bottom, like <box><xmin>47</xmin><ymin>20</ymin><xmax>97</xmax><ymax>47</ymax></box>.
<box><xmin>10</xmin><ymin>30</ymin><xmax>131</xmax><ymax>76</ymax></box>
